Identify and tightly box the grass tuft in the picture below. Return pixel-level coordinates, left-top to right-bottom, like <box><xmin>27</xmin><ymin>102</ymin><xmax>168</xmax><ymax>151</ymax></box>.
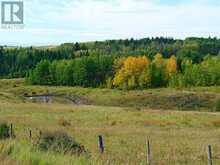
<box><xmin>0</xmin><ymin>123</ymin><xmax>10</xmax><ymax>139</ymax></box>
<box><xmin>57</xmin><ymin>117</ymin><xmax>71</xmax><ymax>127</ymax></box>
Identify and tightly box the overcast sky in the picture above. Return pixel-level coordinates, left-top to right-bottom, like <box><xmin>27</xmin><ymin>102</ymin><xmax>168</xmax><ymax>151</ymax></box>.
<box><xmin>1</xmin><ymin>0</ymin><xmax>220</xmax><ymax>46</ymax></box>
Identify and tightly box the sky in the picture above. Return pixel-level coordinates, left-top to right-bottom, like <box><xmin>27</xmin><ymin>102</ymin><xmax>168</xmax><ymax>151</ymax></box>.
<box><xmin>0</xmin><ymin>0</ymin><xmax>220</xmax><ymax>46</ymax></box>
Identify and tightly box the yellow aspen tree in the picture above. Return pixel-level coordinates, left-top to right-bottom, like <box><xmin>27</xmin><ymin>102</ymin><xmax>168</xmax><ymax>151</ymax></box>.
<box><xmin>127</xmin><ymin>76</ymin><xmax>136</xmax><ymax>89</ymax></box>
<box><xmin>113</xmin><ymin>56</ymin><xmax>151</xmax><ymax>89</ymax></box>
<box><xmin>166</xmin><ymin>55</ymin><xmax>177</xmax><ymax>79</ymax></box>
<box><xmin>113</xmin><ymin>68</ymin><xmax>126</xmax><ymax>87</ymax></box>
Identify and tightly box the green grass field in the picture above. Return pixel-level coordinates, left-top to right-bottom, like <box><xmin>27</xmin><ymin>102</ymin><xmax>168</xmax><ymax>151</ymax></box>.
<box><xmin>1</xmin><ymin>79</ymin><xmax>220</xmax><ymax>165</ymax></box>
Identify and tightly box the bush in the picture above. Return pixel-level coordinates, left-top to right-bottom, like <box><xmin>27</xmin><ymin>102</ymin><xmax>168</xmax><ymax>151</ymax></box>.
<box><xmin>0</xmin><ymin>123</ymin><xmax>10</xmax><ymax>139</ymax></box>
<box><xmin>36</xmin><ymin>131</ymin><xmax>86</xmax><ymax>155</ymax></box>
<box><xmin>32</xmin><ymin>91</ymin><xmax>37</xmax><ymax>95</ymax></box>
<box><xmin>214</xmin><ymin>99</ymin><xmax>220</xmax><ymax>112</ymax></box>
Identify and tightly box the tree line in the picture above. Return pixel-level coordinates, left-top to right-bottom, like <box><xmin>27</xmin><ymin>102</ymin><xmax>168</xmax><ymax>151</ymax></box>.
<box><xmin>26</xmin><ymin>55</ymin><xmax>114</xmax><ymax>87</ymax></box>
<box><xmin>0</xmin><ymin>47</ymin><xmax>73</xmax><ymax>78</ymax></box>
<box><xmin>1</xmin><ymin>37</ymin><xmax>220</xmax><ymax>78</ymax></box>
<box><xmin>26</xmin><ymin>53</ymin><xmax>220</xmax><ymax>89</ymax></box>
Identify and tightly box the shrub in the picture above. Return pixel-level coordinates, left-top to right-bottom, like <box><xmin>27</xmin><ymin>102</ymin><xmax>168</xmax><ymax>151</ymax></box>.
<box><xmin>36</xmin><ymin>131</ymin><xmax>86</xmax><ymax>155</ymax></box>
<box><xmin>0</xmin><ymin>123</ymin><xmax>10</xmax><ymax>139</ymax></box>
<box><xmin>110</xmin><ymin>121</ymin><xmax>117</xmax><ymax>126</ymax></box>
<box><xmin>32</xmin><ymin>91</ymin><xmax>37</xmax><ymax>95</ymax></box>
<box><xmin>214</xmin><ymin>99</ymin><xmax>220</xmax><ymax>112</ymax></box>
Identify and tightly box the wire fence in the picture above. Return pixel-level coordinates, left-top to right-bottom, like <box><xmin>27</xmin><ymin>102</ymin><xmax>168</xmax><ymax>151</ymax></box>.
<box><xmin>4</xmin><ymin>123</ymin><xmax>220</xmax><ymax>165</ymax></box>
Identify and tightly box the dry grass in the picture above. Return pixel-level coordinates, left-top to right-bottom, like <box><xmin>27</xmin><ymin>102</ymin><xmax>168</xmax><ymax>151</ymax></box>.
<box><xmin>0</xmin><ymin>156</ymin><xmax>19</xmax><ymax>165</ymax></box>
<box><xmin>1</xmin><ymin>79</ymin><xmax>218</xmax><ymax>111</ymax></box>
<box><xmin>57</xmin><ymin>117</ymin><xmax>71</xmax><ymax>127</ymax></box>
<box><xmin>143</xmin><ymin>118</ymin><xmax>177</xmax><ymax>126</ymax></box>
<box><xmin>211</xmin><ymin>119</ymin><xmax>220</xmax><ymax>127</ymax></box>
<box><xmin>0</xmin><ymin>79</ymin><xmax>220</xmax><ymax>164</ymax></box>
<box><xmin>0</xmin><ymin>102</ymin><xmax>220</xmax><ymax>164</ymax></box>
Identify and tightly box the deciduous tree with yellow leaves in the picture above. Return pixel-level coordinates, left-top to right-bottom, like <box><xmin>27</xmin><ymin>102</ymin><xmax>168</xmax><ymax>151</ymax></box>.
<box><xmin>113</xmin><ymin>56</ymin><xmax>151</xmax><ymax>89</ymax></box>
<box><xmin>166</xmin><ymin>55</ymin><xmax>177</xmax><ymax>79</ymax></box>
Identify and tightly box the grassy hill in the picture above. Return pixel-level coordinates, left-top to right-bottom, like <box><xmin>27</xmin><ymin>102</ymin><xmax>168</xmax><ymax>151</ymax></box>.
<box><xmin>1</xmin><ymin>79</ymin><xmax>220</xmax><ymax>111</ymax></box>
<box><xmin>0</xmin><ymin>79</ymin><xmax>220</xmax><ymax>164</ymax></box>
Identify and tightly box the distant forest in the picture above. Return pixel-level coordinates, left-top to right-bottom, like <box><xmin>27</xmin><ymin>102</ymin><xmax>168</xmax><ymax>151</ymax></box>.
<box><xmin>1</xmin><ymin>37</ymin><xmax>220</xmax><ymax>88</ymax></box>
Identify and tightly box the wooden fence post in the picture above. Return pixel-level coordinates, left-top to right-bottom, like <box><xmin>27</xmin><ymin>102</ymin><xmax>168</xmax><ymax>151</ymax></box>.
<box><xmin>39</xmin><ymin>130</ymin><xmax>42</xmax><ymax>138</ymax></box>
<box><xmin>146</xmin><ymin>139</ymin><xmax>151</xmax><ymax>164</ymax></box>
<box><xmin>98</xmin><ymin>135</ymin><xmax>104</xmax><ymax>153</ymax></box>
<box><xmin>29</xmin><ymin>129</ymin><xmax>32</xmax><ymax>140</ymax></box>
<box><xmin>208</xmin><ymin>145</ymin><xmax>213</xmax><ymax>165</ymax></box>
<box><xmin>10</xmin><ymin>123</ymin><xmax>13</xmax><ymax>138</ymax></box>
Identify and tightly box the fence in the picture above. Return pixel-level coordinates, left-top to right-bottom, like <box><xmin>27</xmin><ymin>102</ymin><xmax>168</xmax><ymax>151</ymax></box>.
<box><xmin>5</xmin><ymin>123</ymin><xmax>217</xmax><ymax>165</ymax></box>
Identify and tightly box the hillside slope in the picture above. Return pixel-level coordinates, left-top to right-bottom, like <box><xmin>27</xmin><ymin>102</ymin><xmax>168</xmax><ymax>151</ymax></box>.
<box><xmin>1</xmin><ymin>79</ymin><xmax>220</xmax><ymax>111</ymax></box>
